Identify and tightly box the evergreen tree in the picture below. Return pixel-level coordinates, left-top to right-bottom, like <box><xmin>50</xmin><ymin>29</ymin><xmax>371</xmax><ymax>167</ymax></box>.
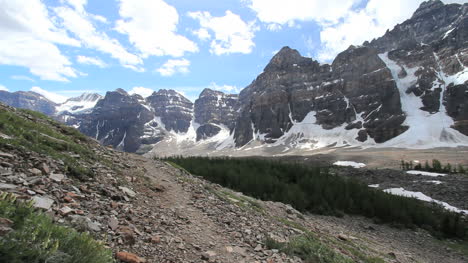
<box><xmin>432</xmin><ymin>159</ymin><xmax>442</xmax><ymax>172</ymax></box>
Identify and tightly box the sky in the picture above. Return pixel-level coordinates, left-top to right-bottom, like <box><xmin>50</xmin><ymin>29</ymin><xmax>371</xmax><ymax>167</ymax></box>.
<box><xmin>0</xmin><ymin>0</ymin><xmax>466</xmax><ymax>103</ymax></box>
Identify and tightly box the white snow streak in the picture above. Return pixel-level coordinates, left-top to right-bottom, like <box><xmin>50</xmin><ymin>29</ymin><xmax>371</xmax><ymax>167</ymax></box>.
<box><xmin>384</xmin><ymin>187</ymin><xmax>468</xmax><ymax>214</ymax></box>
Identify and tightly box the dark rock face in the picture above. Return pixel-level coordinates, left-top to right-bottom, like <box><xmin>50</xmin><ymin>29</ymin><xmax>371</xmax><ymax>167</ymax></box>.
<box><xmin>0</xmin><ymin>91</ymin><xmax>56</xmax><ymax>115</ymax></box>
<box><xmin>233</xmin><ymin>46</ymin><xmax>407</xmax><ymax>146</ymax></box>
<box><xmin>78</xmin><ymin>90</ymin><xmax>153</xmax><ymax>152</ymax></box>
<box><xmin>194</xmin><ymin>89</ymin><xmax>240</xmax><ymax>140</ymax></box>
<box><xmin>146</xmin><ymin>90</ymin><xmax>193</xmax><ymax>133</ymax></box>
<box><xmin>445</xmin><ymin>84</ymin><xmax>468</xmax><ymax>135</ymax></box>
<box><xmin>196</xmin><ymin>123</ymin><xmax>222</xmax><ymax>141</ymax></box>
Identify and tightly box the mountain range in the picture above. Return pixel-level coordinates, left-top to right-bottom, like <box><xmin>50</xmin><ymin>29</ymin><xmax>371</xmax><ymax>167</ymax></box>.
<box><xmin>1</xmin><ymin>0</ymin><xmax>467</xmax><ymax>155</ymax></box>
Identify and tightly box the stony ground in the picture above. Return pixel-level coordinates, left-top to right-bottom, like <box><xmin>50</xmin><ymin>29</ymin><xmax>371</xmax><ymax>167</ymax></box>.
<box><xmin>1</xmin><ymin>139</ymin><xmax>467</xmax><ymax>262</ymax></box>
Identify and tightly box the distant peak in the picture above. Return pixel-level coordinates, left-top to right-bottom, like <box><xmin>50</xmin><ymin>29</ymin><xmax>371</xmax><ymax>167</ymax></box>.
<box><xmin>412</xmin><ymin>0</ymin><xmax>444</xmax><ymax>19</ymax></box>
<box><xmin>265</xmin><ymin>46</ymin><xmax>314</xmax><ymax>72</ymax></box>
<box><xmin>115</xmin><ymin>88</ymin><xmax>128</xmax><ymax>95</ymax></box>
<box><xmin>199</xmin><ymin>88</ymin><xmax>224</xmax><ymax>98</ymax></box>
<box><xmin>273</xmin><ymin>46</ymin><xmax>302</xmax><ymax>60</ymax></box>
<box><xmin>152</xmin><ymin>89</ymin><xmax>191</xmax><ymax>102</ymax></box>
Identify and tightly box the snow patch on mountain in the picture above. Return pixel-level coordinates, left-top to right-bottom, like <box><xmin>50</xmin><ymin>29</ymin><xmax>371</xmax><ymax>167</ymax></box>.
<box><xmin>378</xmin><ymin>53</ymin><xmax>468</xmax><ymax>149</ymax></box>
<box><xmin>56</xmin><ymin>93</ymin><xmax>102</xmax><ymax>114</ymax></box>
<box><xmin>272</xmin><ymin>111</ymin><xmax>375</xmax><ymax>150</ymax></box>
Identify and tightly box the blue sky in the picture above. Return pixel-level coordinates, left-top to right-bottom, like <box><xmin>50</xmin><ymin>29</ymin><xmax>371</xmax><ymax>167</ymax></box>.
<box><xmin>0</xmin><ymin>0</ymin><xmax>465</xmax><ymax>102</ymax></box>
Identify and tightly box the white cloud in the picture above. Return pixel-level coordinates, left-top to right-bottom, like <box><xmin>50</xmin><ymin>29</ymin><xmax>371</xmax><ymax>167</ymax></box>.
<box><xmin>76</xmin><ymin>55</ymin><xmax>107</xmax><ymax>67</ymax></box>
<box><xmin>31</xmin><ymin>86</ymin><xmax>69</xmax><ymax>103</ymax></box>
<box><xmin>0</xmin><ymin>0</ymin><xmax>79</xmax><ymax>81</ymax></box>
<box><xmin>156</xmin><ymin>59</ymin><xmax>190</xmax><ymax>77</ymax></box>
<box><xmin>243</xmin><ymin>0</ymin><xmax>360</xmax><ymax>25</ymax></box>
<box><xmin>209</xmin><ymin>82</ymin><xmax>239</xmax><ymax>93</ymax></box>
<box><xmin>54</xmin><ymin>4</ymin><xmax>142</xmax><ymax>69</ymax></box>
<box><xmin>116</xmin><ymin>0</ymin><xmax>198</xmax><ymax>58</ymax></box>
<box><xmin>128</xmin><ymin>87</ymin><xmax>154</xmax><ymax>98</ymax></box>
<box><xmin>0</xmin><ymin>85</ymin><xmax>8</xmax><ymax>92</ymax></box>
<box><xmin>11</xmin><ymin>75</ymin><xmax>35</xmax><ymax>82</ymax></box>
<box><xmin>0</xmin><ymin>37</ymin><xmax>77</xmax><ymax>82</ymax></box>
<box><xmin>188</xmin><ymin>10</ymin><xmax>257</xmax><ymax>55</ymax></box>
<box><xmin>191</xmin><ymin>28</ymin><xmax>211</xmax><ymax>41</ymax></box>
<box><xmin>266</xmin><ymin>23</ymin><xmax>282</xmax><ymax>31</ymax></box>
<box><xmin>123</xmin><ymin>64</ymin><xmax>145</xmax><ymax>73</ymax></box>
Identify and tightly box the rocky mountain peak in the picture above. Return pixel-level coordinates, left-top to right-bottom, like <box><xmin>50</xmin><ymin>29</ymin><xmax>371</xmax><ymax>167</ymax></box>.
<box><xmin>264</xmin><ymin>46</ymin><xmax>316</xmax><ymax>72</ymax></box>
<box><xmin>114</xmin><ymin>88</ymin><xmax>128</xmax><ymax>96</ymax></box>
<box><xmin>412</xmin><ymin>0</ymin><xmax>445</xmax><ymax>19</ymax></box>
<box><xmin>199</xmin><ymin>88</ymin><xmax>223</xmax><ymax>98</ymax></box>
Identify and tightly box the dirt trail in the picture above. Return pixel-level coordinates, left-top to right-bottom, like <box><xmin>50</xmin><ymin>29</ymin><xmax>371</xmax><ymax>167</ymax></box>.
<box><xmin>140</xmin><ymin>157</ymin><xmax>255</xmax><ymax>262</ymax></box>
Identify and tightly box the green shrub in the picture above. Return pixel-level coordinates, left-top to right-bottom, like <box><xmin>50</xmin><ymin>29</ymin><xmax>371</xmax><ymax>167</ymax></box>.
<box><xmin>66</xmin><ymin>163</ymin><xmax>95</xmax><ymax>180</ymax></box>
<box><xmin>0</xmin><ymin>192</ymin><xmax>113</xmax><ymax>263</ymax></box>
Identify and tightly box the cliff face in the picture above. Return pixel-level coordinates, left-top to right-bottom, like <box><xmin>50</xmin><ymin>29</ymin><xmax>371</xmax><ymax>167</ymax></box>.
<box><xmin>194</xmin><ymin>88</ymin><xmax>240</xmax><ymax>141</ymax></box>
<box><xmin>146</xmin><ymin>89</ymin><xmax>194</xmax><ymax>133</ymax></box>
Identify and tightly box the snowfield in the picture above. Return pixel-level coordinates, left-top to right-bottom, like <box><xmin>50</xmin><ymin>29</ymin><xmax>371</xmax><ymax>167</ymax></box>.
<box><xmin>333</xmin><ymin>161</ymin><xmax>366</xmax><ymax>168</ymax></box>
<box><xmin>406</xmin><ymin>170</ymin><xmax>447</xmax><ymax>177</ymax></box>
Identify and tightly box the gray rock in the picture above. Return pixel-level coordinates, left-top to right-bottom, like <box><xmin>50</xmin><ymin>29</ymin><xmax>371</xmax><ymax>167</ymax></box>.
<box><xmin>0</xmin><ymin>183</ymin><xmax>17</xmax><ymax>190</ymax></box>
<box><xmin>29</xmin><ymin>168</ymin><xmax>42</xmax><ymax>176</ymax></box>
<box><xmin>108</xmin><ymin>217</ymin><xmax>119</xmax><ymax>230</ymax></box>
<box><xmin>119</xmin><ymin>186</ymin><xmax>136</xmax><ymax>197</ymax></box>
<box><xmin>86</xmin><ymin>218</ymin><xmax>101</xmax><ymax>232</ymax></box>
<box><xmin>49</xmin><ymin>174</ymin><xmax>65</xmax><ymax>182</ymax></box>
<box><xmin>32</xmin><ymin>196</ymin><xmax>54</xmax><ymax>210</ymax></box>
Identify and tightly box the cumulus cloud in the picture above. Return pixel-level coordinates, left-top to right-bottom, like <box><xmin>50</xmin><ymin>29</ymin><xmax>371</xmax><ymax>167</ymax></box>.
<box><xmin>0</xmin><ymin>0</ymin><xmax>79</xmax><ymax>81</ymax></box>
<box><xmin>209</xmin><ymin>82</ymin><xmax>239</xmax><ymax>93</ymax></box>
<box><xmin>188</xmin><ymin>10</ymin><xmax>258</xmax><ymax>55</ymax></box>
<box><xmin>76</xmin><ymin>55</ymin><xmax>107</xmax><ymax>67</ymax></box>
<box><xmin>116</xmin><ymin>0</ymin><xmax>198</xmax><ymax>58</ymax></box>
<box><xmin>54</xmin><ymin>4</ymin><xmax>142</xmax><ymax>69</ymax></box>
<box><xmin>191</xmin><ymin>28</ymin><xmax>211</xmax><ymax>41</ymax></box>
<box><xmin>0</xmin><ymin>37</ymin><xmax>77</xmax><ymax>82</ymax></box>
<box><xmin>156</xmin><ymin>59</ymin><xmax>190</xmax><ymax>77</ymax></box>
<box><xmin>0</xmin><ymin>85</ymin><xmax>8</xmax><ymax>92</ymax></box>
<box><xmin>128</xmin><ymin>86</ymin><xmax>155</xmax><ymax>98</ymax></box>
<box><xmin>31</xmin><ymin>86</ymin><xmax>69</xmax><ymax>103</ymax></box>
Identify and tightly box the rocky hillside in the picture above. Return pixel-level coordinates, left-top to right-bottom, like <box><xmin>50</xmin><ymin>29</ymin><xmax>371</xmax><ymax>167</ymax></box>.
<box><xmin>0</xmin><ymin>0</ymin><xmax>467</xmax><ymax>155</ymax></box>
<box><xmin>1</xmin><ymin>102</ymin><xmax>467</xmax><ymax>263</ymax></box>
